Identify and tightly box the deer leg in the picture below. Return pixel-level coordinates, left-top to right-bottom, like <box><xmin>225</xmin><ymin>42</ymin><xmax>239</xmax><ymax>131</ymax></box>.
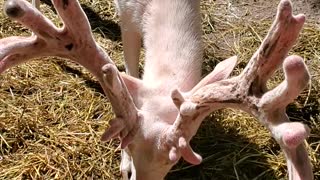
<box><xmin>120</xmin><ymin>149</ymin><xmax>132</xmax><ymax>180</ymax></box>
<box><xmin>31</xmin><ymin>0</ymin><xmax>40</xmax><ymax>9</ymax></box>
<box><xmin>120</xmin><ymin>12</ymin><xmax>141</xmax><ymax>78</ymax></box>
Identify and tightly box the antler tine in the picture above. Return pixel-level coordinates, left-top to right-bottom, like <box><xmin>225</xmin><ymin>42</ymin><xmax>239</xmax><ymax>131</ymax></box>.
<box><xmin>0</xmin><ymin>0</ymin><xmax>139</xmax><ymax>147</ymax></box>
<box><xmin>101</xmin><ymin>64</ymin><xmax>140</xmax><ymax>148</ymax></box>
<box><xmin>4</xmin><ymin>0</ymin><xmax>60</xmax><ymax>40</ymax></box>
<box><xmin>0</xmin><ymin>36</ymin><xmax>38</xmax><ymax>73</ymax></box>
<box><xmin>50</xmin><ymin>0</ymin><xmax>94</xmax><ymax>40</ymax></box>
<box><xmin>240</xmin><ymin>0</ymin><xmax>305</xmax><ymax>88</ymax></box>
<box><xmin>259</xmin><ymin>55</ymin><xmax>310</xmax><ymax>111</ymax></box>
<box><xmin>163</xmin><ymin>0</ymin><xmax>313</xmax><ymax>179</ymax></box>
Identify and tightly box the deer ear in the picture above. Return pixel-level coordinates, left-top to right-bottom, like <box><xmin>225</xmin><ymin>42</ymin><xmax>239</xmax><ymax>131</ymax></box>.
<box><xmin>209</xmin><ymin>56</ymin><xmax>237</xmax><ymax>81</ymax></box>
<box><xmin>190</xmin><ymin>56</ymin><xmax>237</xmax><ymax>93</ymax></box>
<box><xmin>121</xmin><ymin>73</ymin><xmax>143</xmax><ymax>97</ymax></box>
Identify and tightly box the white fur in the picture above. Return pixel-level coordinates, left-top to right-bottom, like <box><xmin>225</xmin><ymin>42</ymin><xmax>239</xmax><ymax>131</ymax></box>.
<box><xmin>115</xmin><ymin>0</ymin><xmax>202</xmax><ymax>179</ymax></box>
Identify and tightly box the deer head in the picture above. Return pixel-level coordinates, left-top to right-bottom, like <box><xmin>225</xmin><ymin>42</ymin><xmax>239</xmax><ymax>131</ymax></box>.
<box><xmin>0</xmin><ymin>0</ymin><xmax>313</xmax><ymax>179</ymax></box>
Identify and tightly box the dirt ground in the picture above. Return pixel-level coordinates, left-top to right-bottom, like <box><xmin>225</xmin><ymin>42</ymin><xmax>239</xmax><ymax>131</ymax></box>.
<box><xmin>0</xmin><ymin>0</ymin><xmax>319</xmax><ymax>180</ymax></box>
<box><xmin>217</xmin><ymin>0</ymin><xmax>320</xmax><ymax>21</ymax></box>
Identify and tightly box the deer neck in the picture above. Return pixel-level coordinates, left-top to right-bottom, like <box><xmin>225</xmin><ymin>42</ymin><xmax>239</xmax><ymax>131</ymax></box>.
<box><xmin>141</xmin><ymin>0</ymin><xmax>203</xmax><ymax>92</ymax></box>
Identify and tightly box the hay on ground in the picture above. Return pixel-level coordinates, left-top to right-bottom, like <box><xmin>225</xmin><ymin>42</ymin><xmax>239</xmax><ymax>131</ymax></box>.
<box><xmin>0</xmin><ymin>0</ymin><xmax>319</xmax><ymax>179</ymax></box>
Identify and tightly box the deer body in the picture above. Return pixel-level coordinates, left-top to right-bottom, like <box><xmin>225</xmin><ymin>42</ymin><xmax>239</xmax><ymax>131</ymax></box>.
<box><xmin>115</xmin><ymin>0</ymin><xmax>202</xmax><ymax>179</ymax></box>
<box><xmin>0</xmin><ymin>0</ymin><xmax>314</xmax><ymax>179</ymax></box>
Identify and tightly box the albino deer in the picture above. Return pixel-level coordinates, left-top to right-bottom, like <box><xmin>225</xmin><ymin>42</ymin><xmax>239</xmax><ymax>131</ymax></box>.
<box><xmin>0</xmin><ymin>0</ymin><xmax>314</xmax><ymax>179</ymax></box>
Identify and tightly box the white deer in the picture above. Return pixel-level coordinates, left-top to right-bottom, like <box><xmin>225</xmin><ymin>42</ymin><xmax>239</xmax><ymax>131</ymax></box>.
<box><xmin>0</xmin><ymin>0</ymin><xmax>314</xmax><ymax>179</ymax></box>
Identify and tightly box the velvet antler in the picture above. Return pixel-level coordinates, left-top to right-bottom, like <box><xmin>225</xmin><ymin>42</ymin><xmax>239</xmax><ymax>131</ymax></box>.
<box><xmin>163</xmin><ymin>1</ymin><xmax>313</xmax><ymax>179</ymax></box>
<box><xmin>0</xmin><ymin>0</ymin><xmax>139</xmax><ymax>148</ymax></box>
